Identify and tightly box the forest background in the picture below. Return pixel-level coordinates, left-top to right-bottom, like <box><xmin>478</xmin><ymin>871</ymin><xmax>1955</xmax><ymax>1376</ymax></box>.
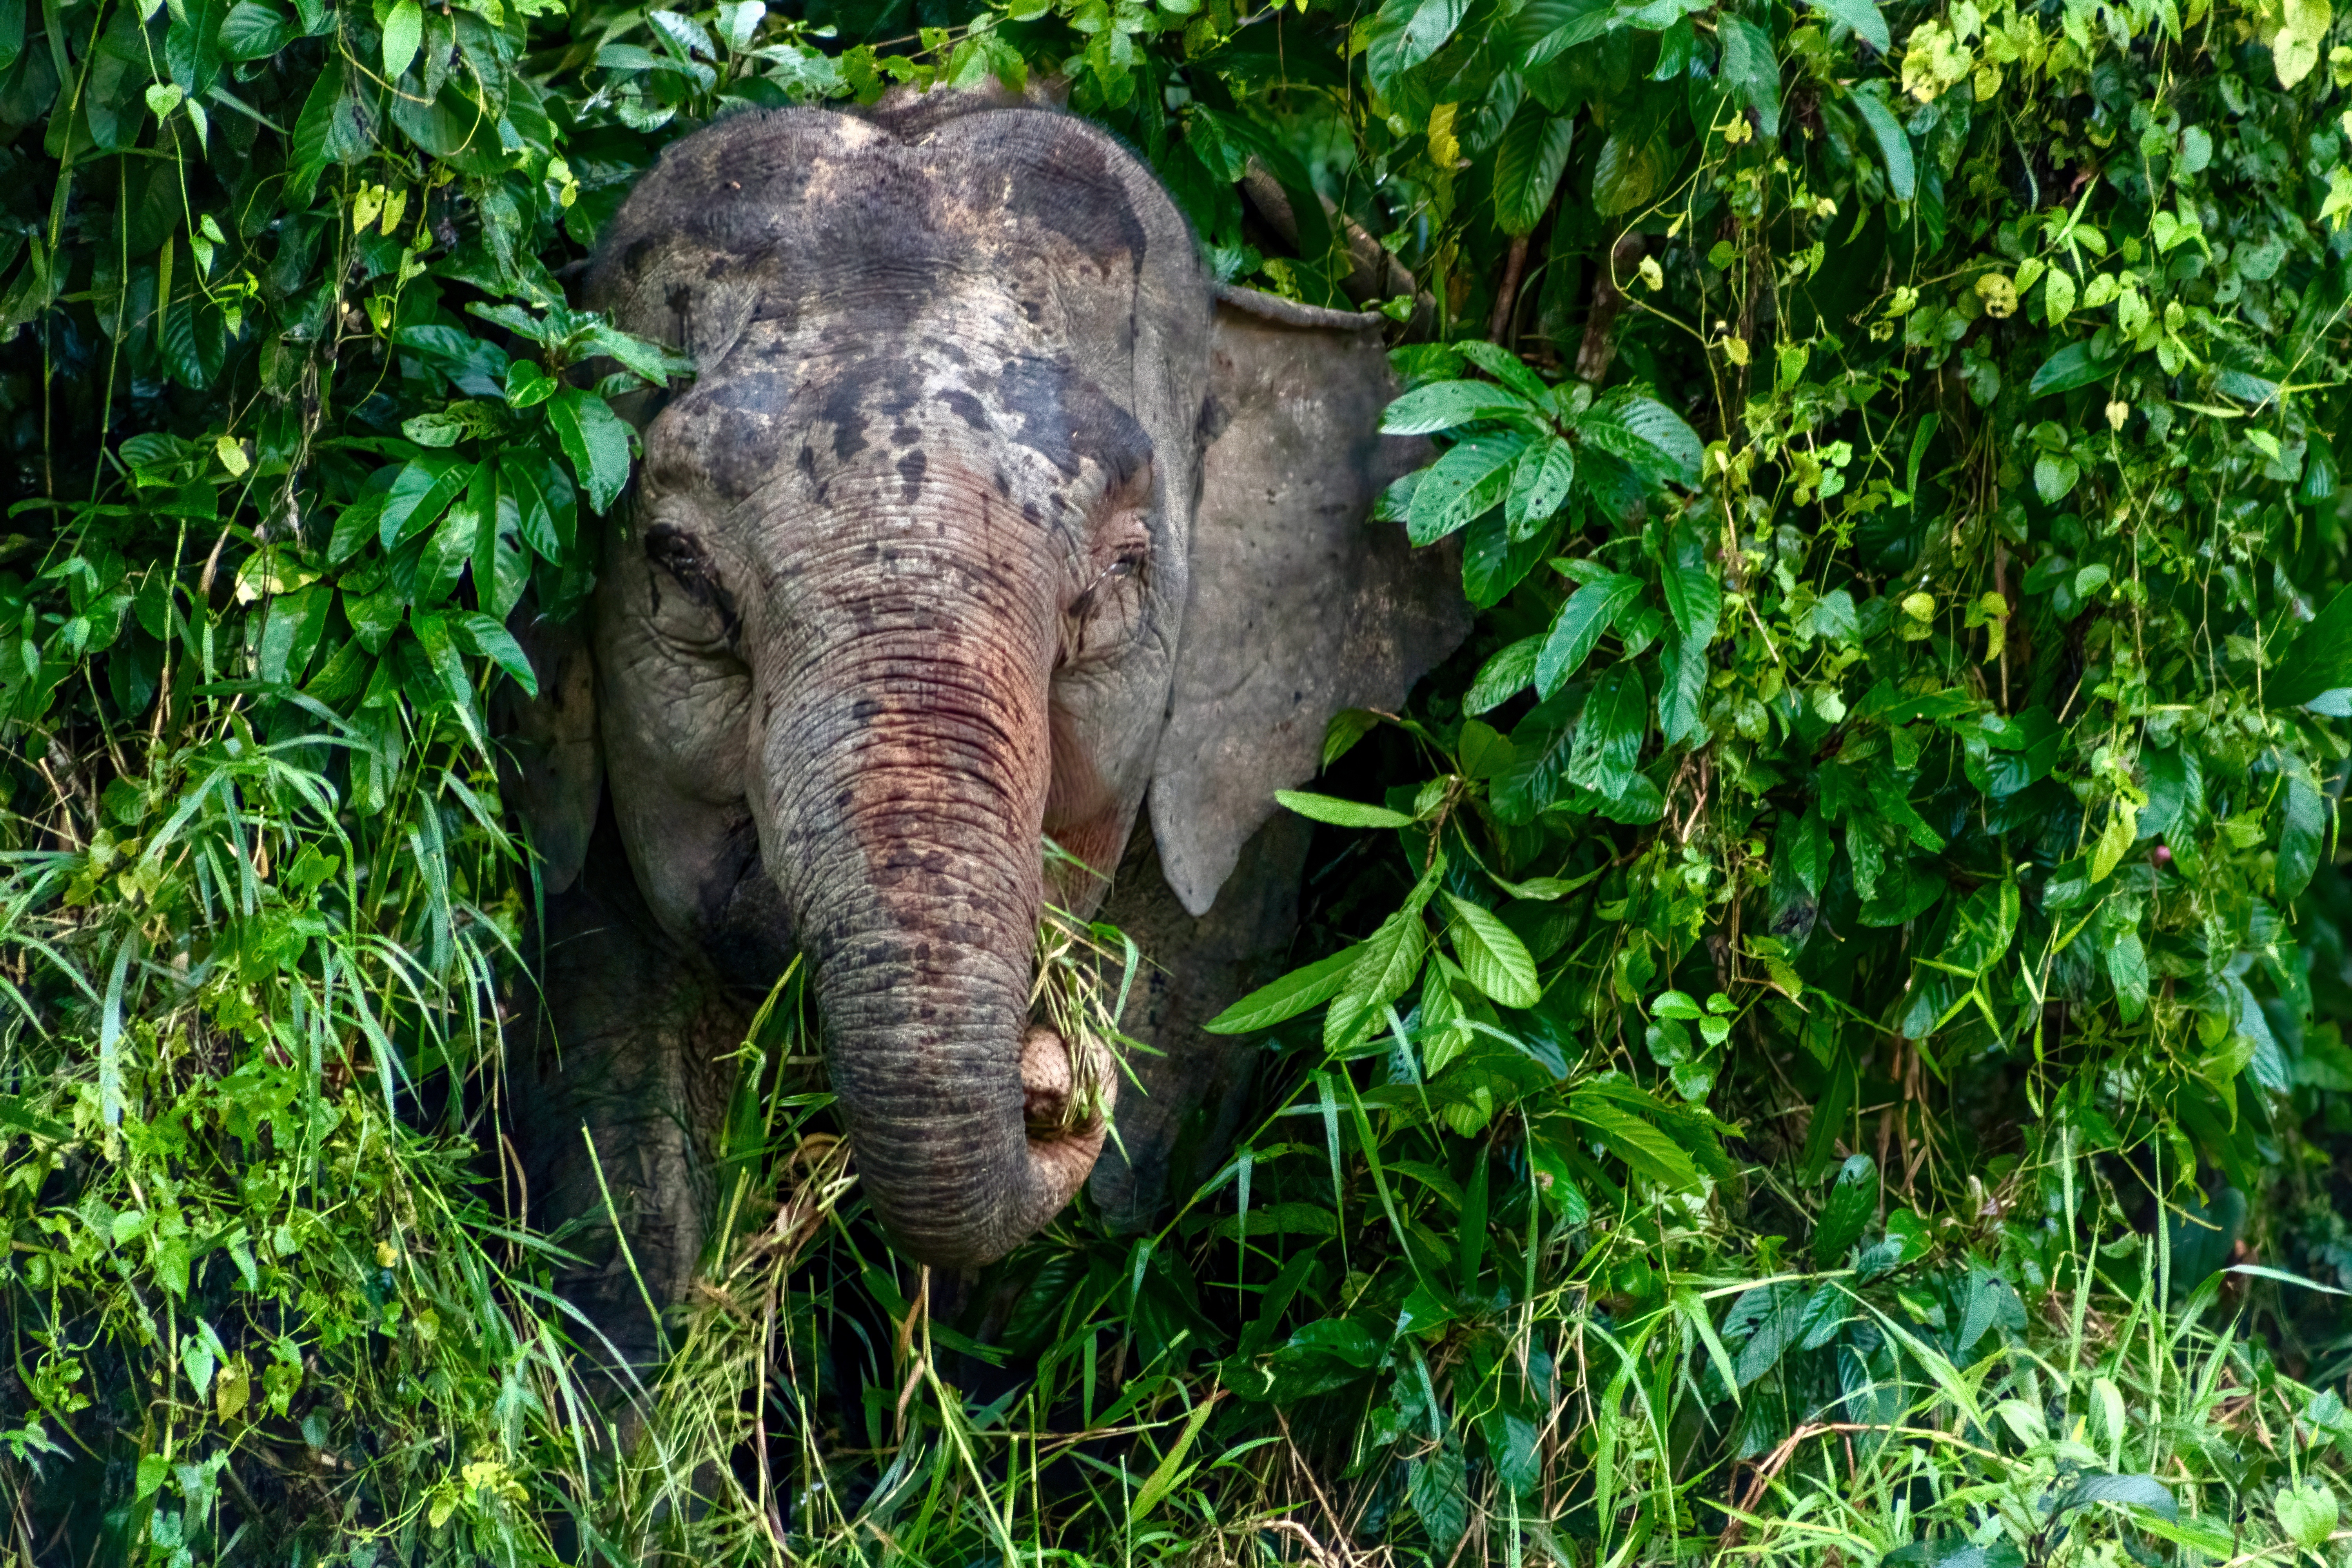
<box><xmin>3</xmin><ymin>0</ymin><xmax>2352</xmax><ymax>1561</ymax></box>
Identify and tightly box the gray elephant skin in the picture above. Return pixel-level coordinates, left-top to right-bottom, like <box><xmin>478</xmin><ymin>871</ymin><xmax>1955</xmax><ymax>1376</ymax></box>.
<box><xmin>503</xmin><ymin>91</ymin><xmax>1466</xmax><ymax>1366</ymax></box>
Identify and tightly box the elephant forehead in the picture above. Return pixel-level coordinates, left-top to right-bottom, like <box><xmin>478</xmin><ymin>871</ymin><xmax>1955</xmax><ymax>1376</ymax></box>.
<box><xmin>647</xmin><ymin>332</ymin><xmax>1155</xmax><ymax>520</ymax></box>
<box><xmin>587</xmin><ymin>106</ymin><xmax>1182</xmax><ymax>356</ymax></box>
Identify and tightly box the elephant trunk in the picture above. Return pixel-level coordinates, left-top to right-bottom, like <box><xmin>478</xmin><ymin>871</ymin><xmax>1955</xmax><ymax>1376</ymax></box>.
<box><xmin>755</xmin><ymin>611</ymin><xmax>1109</xmax><ymax>1270</ymax></box>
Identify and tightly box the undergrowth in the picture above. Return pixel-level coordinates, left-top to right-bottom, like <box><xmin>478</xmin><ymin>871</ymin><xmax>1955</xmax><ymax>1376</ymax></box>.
<box><xmin>8</xmin><ymin>0</ymin><xmax>2352</xmax><ymax>1559</ymax></box>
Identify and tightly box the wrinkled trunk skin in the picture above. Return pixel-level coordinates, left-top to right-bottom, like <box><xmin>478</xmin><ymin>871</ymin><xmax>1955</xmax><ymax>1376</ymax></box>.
<box><xmin>743</xmin><ymin>482</ymin><xmax>1105</xmax><ymax>1270</ymax></box>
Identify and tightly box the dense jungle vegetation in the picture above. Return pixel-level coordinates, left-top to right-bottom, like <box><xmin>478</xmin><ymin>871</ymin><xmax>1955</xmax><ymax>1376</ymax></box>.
<box><xmin>5</xmin><ymin>0</ymin><xmax>2352</xmax><ymax>1559</ymax></box>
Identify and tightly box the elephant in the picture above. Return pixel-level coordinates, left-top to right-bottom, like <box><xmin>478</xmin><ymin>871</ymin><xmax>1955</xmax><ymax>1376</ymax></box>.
<box><xmin>501</xmin><ymin>86</ymin><xmax>1468</xmax><ymax>1371</ymax></box>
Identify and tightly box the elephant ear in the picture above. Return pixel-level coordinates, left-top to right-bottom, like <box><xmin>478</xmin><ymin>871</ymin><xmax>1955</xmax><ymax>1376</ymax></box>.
<box><xmin>493</xmin><ymin>612</ymin><xmax>602</xmax><ymax>895</ymax></box>
<box><xmin>1150</xmin><ymin>289</ymin><xmax>1470</xmax><ymax>917</ymax></box>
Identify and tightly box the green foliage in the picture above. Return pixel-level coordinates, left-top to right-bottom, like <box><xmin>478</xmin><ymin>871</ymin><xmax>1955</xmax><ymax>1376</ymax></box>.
<box><xmin>6</xmin><ymin>0</ymin><xmax>2352</xmax><ymax>1558</ymax></box>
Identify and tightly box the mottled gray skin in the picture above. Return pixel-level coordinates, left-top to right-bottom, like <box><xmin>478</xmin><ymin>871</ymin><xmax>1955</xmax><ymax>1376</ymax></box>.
<box><xmin>506</xmin><ymin>95</ymin><xmax>1464</xmax><ymax>1360</ymax></box>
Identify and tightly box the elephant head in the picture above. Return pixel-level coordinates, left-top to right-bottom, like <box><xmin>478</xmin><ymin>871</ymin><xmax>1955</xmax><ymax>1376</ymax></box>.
<box><xmin>517</xmin><ymin>98</ymin><xmax>1464</xmax><ymax>1271</ymax></box>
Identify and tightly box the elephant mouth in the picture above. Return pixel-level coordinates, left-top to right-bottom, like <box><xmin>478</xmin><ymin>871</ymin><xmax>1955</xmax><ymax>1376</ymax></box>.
<box><xmin>1020</xmin><ymin>907</ymin><xmax>1127</xmax><ymax>1142</ymax></box>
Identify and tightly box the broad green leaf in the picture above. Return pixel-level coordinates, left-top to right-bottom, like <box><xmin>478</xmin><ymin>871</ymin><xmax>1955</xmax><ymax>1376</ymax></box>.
<box><xmin>1407</xmin><ymin>434</ymin><xmax>1524</xmax><ymax>544</ymax></box>
<box><xmin>2278</xmin><ymin>763</ymin><xmax>2326</xmax><ymax>899</ymax></box>
<box><xmin>1536</xmin><ymin>573</ymin><xmax>1642</xmax><ymax>696</ymax></box>
<box><xmin>1327</xmin><ymin>902</ymin><xmax>1432</xmax><ymax>1049</ymax></box>
<box><xmin>1514</xmin><ymin>0</ymin><xmax>1620</xmax><ymax>64</ymax></box>
<box><xmin>1813</xmin><ymin>1154</ymin><xmax>1877</xmax><ymax>1265</ymax></box>
<box><xmin>1465</xmin><ymin>636</ymin><xmax>1542</xmax><ymax>713</ymax></box>
<box><xmin>2028</xmin><ymin>340</ymin><xmax>2125</xmax><ymax>397</ymax></box>
<box><xmin>1846</xmin><ymin>88</ymin><xmax>1915</xmax><ymax>201</ymax></box>
<box><xmin>1442</xmin><ymin>894</ymin><xmax>1541</xmax><ymax>1007</ymax></box>
<box><xmin>2270</xmin><ymin>581</ymin><xmax>2352</xmax><ymax>706</ymax></box>
<box><xmin>1492</xmin><ymin>105</ymin><xmax>1576</xmax><ymax>235</ymax></box>
<box><xmin>219</xmin><ymin>1</ymin><xmax>294</xmax><ymax>58</ymax></box>
<box><xmin>287</xmin><ymin>57</ymin><xmax>352</xmax><ymax>201</ymax></box>
<box><xmin>2274</xmin><ymin>1482</ymin><xmax>2339</xmax><ymax>1551</ymax></box>
<box><xmin>1660</xmin><ymin>557</ymin><xmax>1720</xmax><ymax>646</ymax></box>
<box><xmin>2044</xmin><ymin>264</ymin><xmax>2078</xmax><ymax>324</ymax></box>
<box><xmin>1203</xmin><ymin>946</ymin><xmax>1364</xmax><ymax>1034</ymax></box>
<box><xmin>1717</xmin><ymin>16</ymin><xmax>1782</xmax><ymax>137</ymax></box>
<box><xmin>1591</xmin><ymin>124</ymin><xmax>1668</xmax><ymax>214</ymax></box>
<box><xmin>378</xmin><ymin>459</ymin><xmax>468</xmax><ymax>548</ymax></box>
<box><xmin>1456</xmin><ymin>340</ymin><xmax>1552</xmax><ymax>401</ymax></box>
<box><xmin>2089</xmin><ymin>800</ymin><xmax>2138</xmax><ymax>883</ymax></box>
<box><xmin>1800</xmin><ymin>0</ymin><xmax>1889</xmax><ymax>49</ymax></box>
<box><xmin>451</xmin><ymin>612</ymin><xmax>537</xmax><ymax>697</ymax></box>
<box><xmin>1576</xmin><ymin>394</ymin><xmax>1703</xmax><ymax>487</ymax></box>
<box><xmin>545</xmin><ymin>388</ymin><xmax>634</xmax><ymax>514</ymax></box>
<box><xmin>2052</xmin><ymin>1473</ymin><xmax>2178</xmax><ymax>1523</ymax></box>
<box><xmin>1463</xmin><ymin>508</ymin><xmax>1557</xmax><ymax>608</ymax></box>
<box><xmin>2108</xmin><ymin>930</ymin><xmax>2149</xmax><ymax>1021</ymax></box>
<box><xmin>381</xmin><ymin>0</ymin><xmax>421</xmax><ymax>78</ymax></box>
<box><xmin>1372</xmin><ymin>0</ymin><xmax>1466</xmax><ymax>79</ymax></box>
<box><xmin>1787</xmin><ymin>805</ymin><xmax>1830</xmax><ymax>897</ymax></box>
<box><xmin>1504</xmin><ymin>437</ymin><xmax>1576</xmax><ymax>540</ymax></box>
<box><xmin>1567</xmin><ymin>663</ymin><xmax>1646</xmax><ymax>800</ymax></box>
<box><xmin>1274</xmin><ymin>790</ymin><xmax>1417</xmax><ymax>829</ymax></box>
<box><xmin>2034</xmin><ymin>452</ymin><xmax>2080</xmax><ymax>503</ymax></box>
<box><xmin>1659</xmin><ymin>625</ymin><xmax>1710</xmax><ymax>747</ymax></box>
<box><xmin>1566</xmin><ymin>1094</ymin><xmax>1704</xmax><ymax>1189</ymax></box>
<box><xmin>1382</xmin><ymin>380</ymin><xmax>1536</xmax><ymax>436</ymax></box>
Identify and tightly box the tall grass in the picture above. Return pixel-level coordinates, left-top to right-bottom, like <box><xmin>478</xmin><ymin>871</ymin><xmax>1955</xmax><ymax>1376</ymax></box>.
<box><xmin>4</xmin><ymin>708</ymin><xmax>2349</xmax><ymax>1564</ymax></box>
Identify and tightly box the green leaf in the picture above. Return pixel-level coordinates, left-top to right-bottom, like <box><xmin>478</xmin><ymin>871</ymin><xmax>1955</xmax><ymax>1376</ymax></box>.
<box><xmin>1375</xmin><ymin>0</ymin><xmax>1466</xmax><ymax>77</ymax></box>
<box><xmin>219</xmin><ymin>2</ymin><xmax>293</xmax><ymax>58</ymax></box>
<box><xmin>1129</xmin><ymin>1396</ymin><xmax>1219</xmax><ymax>1521</ymax></box>
<box><xmin>1659</xmin><ymin>553</ymin><xmax>1721</xmax><ymax>646</ymax></box>
<box><xmin>2028</xmin><ymin>340</ymin><xmax>2125</xmax><ymax>397</ymax></box>
<box><xmin>1203</xmin><ymin>946</ymin><xmax>1364</xmax><ymax>1034</ymax></box>
<box><xmin>2278</xmin><ymin>763</ymin><xmax>2326</xmax><ymax>900</ymax></box>
<box><xmin>545</xmin><ymin>388</ymin><xmax>634</xmax><ymax>514</ymax></box>
<box><xmin>381</xmin><ymin>0</ymin><xmax>421</xmax><ymax>78</ymax></box>
<box><xmin>451</xmin><ymin>612</ymin><xmax>536</xmax><ymax>697</ymax></box>
<box><xmin>1592</xmin><ymin>124</ymin><xmax>1668</xmax><ymax>215</ymax></box>
<box><xmin>1576</xmin><ymin>394</ymin><xmax>1703</xmax><ymax>487</ymax></box>
<box><xmin>1408</xmin><ymin>434</ymin><xmax>1523</xmax><ymax>544</ymax></box>
<box><xmin>1504</xmin><ymin>437</ymin><xmax>1576</xmax><ymax>540</ymax></box>
<box><xmin>1442</xmin><ymin>894</ymin><xmax>1541</xmax><ymax>1008</ymax></box>
<box><xmin>1659</xmin><ymin>625</ymin><xmax>1710</xmax><ymax>748</ymax></box>
<box><xmin>1846</xmin><ymin>88</ymin><xmax>1915</xmax><ymax>201</ymax></box>
<box><xmin>2052</xmin><ymin>1473</ymin><xmax>2178</xmax><ymax>1524</ymax></box>
<box><xmin>287</xmin><ymin>55</ymin><xmax>368</xmax><ymax>200</ymax></box>
<box><xmin>2273</xmin><ymin>1482</ymin><xmax>2339</xmax><ymax>1551</ymax></box>
<box><xmin>1466</xmin><ymin>636</ymin><xmax>1542</xmax><ymax>713</ymax></box>
<box><xmin>1566</xmin><ymin>1094</ymin><xmax>1704</xmax><ymax>1189</ymax></box>
<box><xmin>2033</xmin><ymin>452</ymin><xmax>2080</xmax><ymax>503</ymax></box>
<box><xmin>1567</xmin><ymin>664</ymin><xmax>1646</xmax><ymax>800</ymax></box>
<box><xmin>1327</xmin><ymin>901</ymin><xmax>1432</xmax><ymax>1049</ymax></box>
<box><xmin>1492</xmin><ymin>105</ymin><xmax>1576</xmax><ymax>236</ymax></box>
<box><xmin>1717</xmin><ymin>16</ymin><xmax>1782</xmax><ymax>138</ymax></box>
<box><xmin>2108</xmin><ymin>930</ymin><xmax>2149</xmax><ymax>1021</ymax></box>
<box><xmin>1535</xmin><ymin>572</ymin><xmax>1642</xmax><ymax>696</ymax></box>
<box><xmin>1515</xmin><ymin>0</ymin><xmax>1621</xmax><ymax>64</ymax></box>
<box><xmin>1274</xmin><ymin>790</ymin><xmax>1417</xmax><ymax>829</ymax></box>
<box><xmin>1813</xmin><ymin>1154</ymin><xmax>1877</xmax><ymax>1266</ymax></box>
<box><xmin>1800</xmin><ymin>0</ymin><xmax>1889</xmax><ymax>48</ymax></box>
<box><xmin>2090</xmin><ymin>800</ymin><xmax>2138</xmax><ymax>884</ymax></box>
<box><xmin>1382</xmin><ymin>380</ymin><xmax>1536</xmax><ymax>436</ymax></box>
<box><xmin>2270</xmin><ymin>582</ymin><xmax>2352</xmax><ymax>707</ymax></box>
